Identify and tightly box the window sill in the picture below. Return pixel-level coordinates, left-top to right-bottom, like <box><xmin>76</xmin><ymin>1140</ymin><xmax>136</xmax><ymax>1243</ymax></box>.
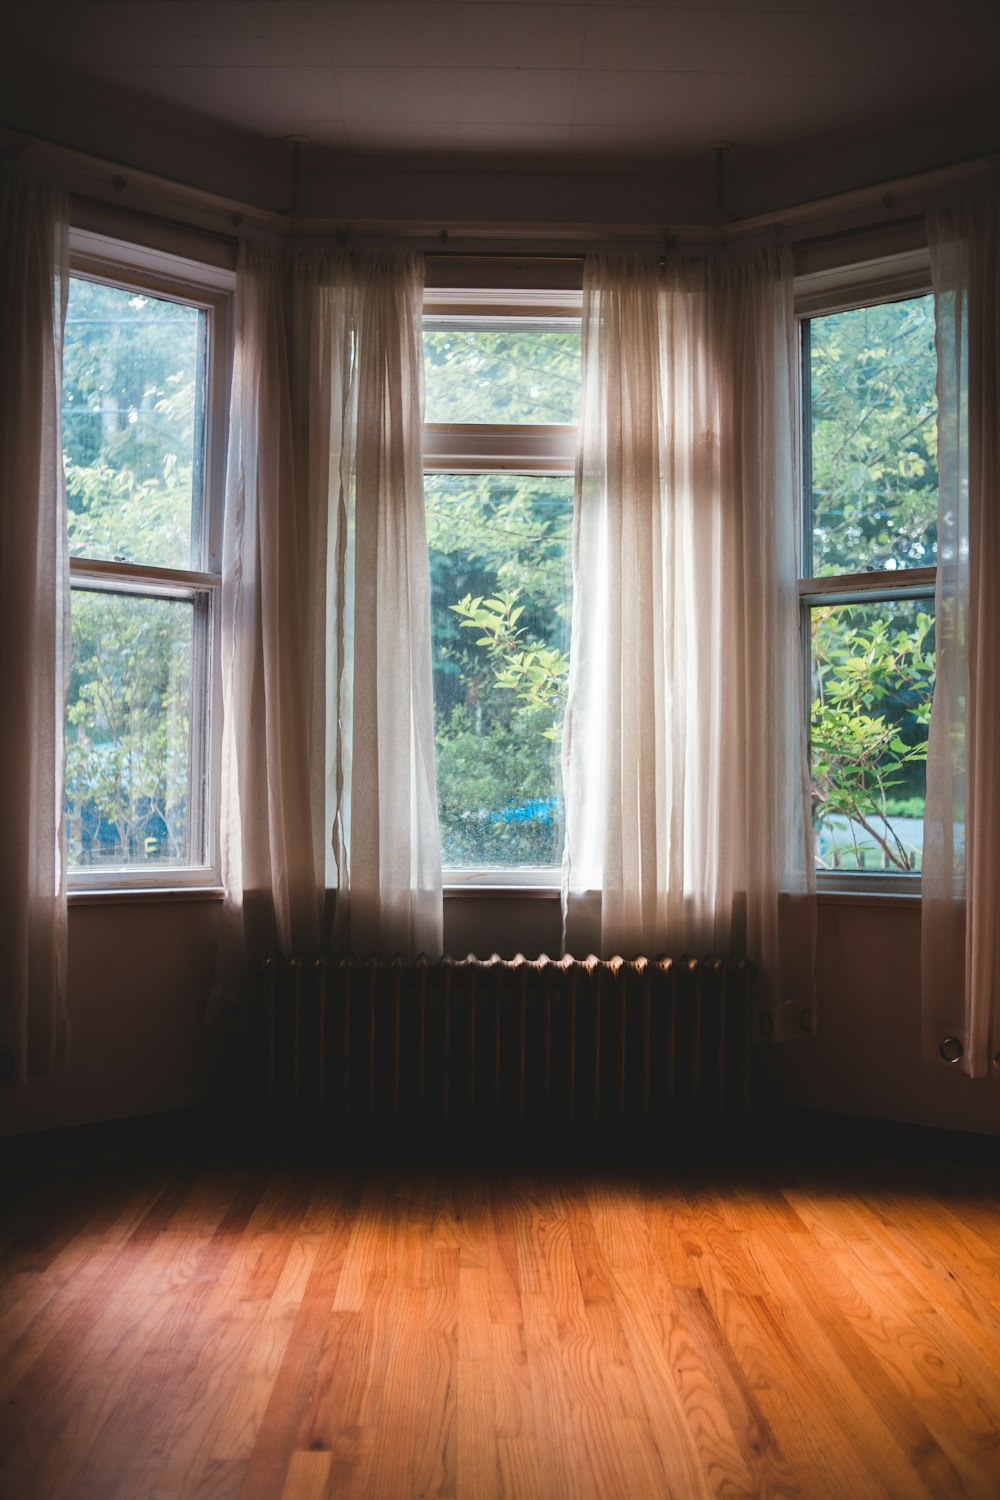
<box><xmin>445</xmin><ymin>885</ymin><xmax>921</xmax><ymax>909</ymax></box>
<box><xmin>68</xmin><ymin>885</ymin><xmax>225</xmax><ymax>907</ymax></box>
<box><xmin>444</xmin><ymin>884</ymin><xmax>561</xmax><ymax>900</ymax></box>
<box><xmin>65</xmin><ymin>885</ymin><xmax>920</xmax><ymax>911</ymax></box>
<box><xmin>816</xmin><ymin>887</ymin><xmax>920</xmax><ymax>909</ymax></box>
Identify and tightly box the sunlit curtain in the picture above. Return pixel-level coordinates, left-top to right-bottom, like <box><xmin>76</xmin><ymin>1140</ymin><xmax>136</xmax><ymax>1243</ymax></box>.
<box><xmin>922</xmin><ymin>196</ymin><xmax>1000</xmax><ymax>1077</ymax></box>
<box><xmin>0</xmin><ymin>166</ymin><xmax>70</xmax><ymax>1078</ymax></box>
<box><xmin>562</xmin><ymin>251</ymin><xmax>815</xmax><ymax>1028</ymax></box>
<box><xmin>214</xmin><ymin>245</ymin><xmax>440</xmax><ymax>1012</ymax></box>
<box><xmin>330</xmin><ymin>255</ymin><xmax>442</xmax><ymax>957</ymax></box>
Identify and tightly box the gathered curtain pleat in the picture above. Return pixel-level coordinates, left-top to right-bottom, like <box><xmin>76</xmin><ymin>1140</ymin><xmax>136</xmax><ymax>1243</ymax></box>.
<box><xmin>215</xmin><ymin>243</ymin><xmax>440</xmax><ymax>1004</ymax></box>
<box><xmin>0</xmin><ymin>165</ymin><xmax>70</xmax><ymax>1079</ymax></box>
<box><xmin>922</xmin><ymin>196</ymin><xmax>1000</xmax><ymax>1077</ymax></box>
<box><xmin>217</xmin><ymin>245</ymin><xmax>334</xmax><ymax>976</ymax></box>
<box><xmin>562</xmin><ymin>251</ymin><xmax>815</xmax><ymax>1025</ymax></box>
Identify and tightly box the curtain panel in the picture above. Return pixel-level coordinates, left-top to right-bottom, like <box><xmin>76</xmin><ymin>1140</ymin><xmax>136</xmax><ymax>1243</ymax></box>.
<box><xmin>562</xmin><ymin>251</ymin><xmax>815</xmax><ymax>1025</ymax></box>
<box><xmin>330</xmin><ymin>255</ymin><xmax>442</xmax><ymax>958</ymax></box>
<box><xmin>214</xmin><ymin>244</ymin><xmax>440</xmax><ymax>1010</ymax></box>
<box><xmin>922</xmin><ymin>196</ymin><xmax>1000</xmax><ymax>1078</ymax></box>
<box><xmin>0</xmin><ymin>165</ymin><xmax>70</xmax><ymax>1079</ymax></box>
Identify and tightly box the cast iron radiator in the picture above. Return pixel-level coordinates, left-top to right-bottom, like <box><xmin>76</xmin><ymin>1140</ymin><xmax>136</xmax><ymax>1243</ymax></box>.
<box><xmin>260</xmin><ymin>953</ymin><xmax>753</xmax><ymax>1133</ymax></box>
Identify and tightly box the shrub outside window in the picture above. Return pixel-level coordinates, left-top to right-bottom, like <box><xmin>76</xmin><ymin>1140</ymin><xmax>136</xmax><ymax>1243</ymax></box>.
<box><xmin>64</xmin><ymin>246</ymin><xmax>228</xmax><ymax>889</ymax></box>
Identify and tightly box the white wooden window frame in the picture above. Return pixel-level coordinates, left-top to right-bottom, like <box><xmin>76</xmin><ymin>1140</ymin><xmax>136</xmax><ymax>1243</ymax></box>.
<box><xmin>795</xmin><ymin>251</ymin><xmax>937</xmax><ymax>897</ymax></box>
<box><xmin>423</xmin><ymin>290</ymin><xmax>581</xmax><ymax>893</ymax></box>
<box><xmin>66</xmin><ymin>232</ymin><xmax>233</xmax><ymax>894</ymax></box>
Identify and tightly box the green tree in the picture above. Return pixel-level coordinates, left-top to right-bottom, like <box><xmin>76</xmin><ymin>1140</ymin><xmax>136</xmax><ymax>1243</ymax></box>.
<box><xmin>426</xmin><ymin>471</ymin><xmax>573</xmax><ymax>867</ymax></box>
<box><xmin>809</xmin><ymin>296</ymin><xmax>937</xmax><ymax>575</ymax></box>
<box><xmin>807</xmin><ymin>294</ymin><xmax>938</xmax><ymax>870</ymax></box>
<box><xmin>422</xmin><ymin>324</ymin><xmax>581</xmax><ymax>867</ymax></box>
<box><xmin>65</xmin><ymin>593</ymin><xmax>193</xmax><ymax>863</ymax></box>
<box><xmin>423</xmin><ymin>325</ymin><xmax>580</xmax><ymax>425</ymax></box>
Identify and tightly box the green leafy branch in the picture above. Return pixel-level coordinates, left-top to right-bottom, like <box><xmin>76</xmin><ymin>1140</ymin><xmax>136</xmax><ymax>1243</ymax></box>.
<box><xmin>451</xmin><ymin>589</ymin><xmax>569</xmax><ymax>741</ymax></box>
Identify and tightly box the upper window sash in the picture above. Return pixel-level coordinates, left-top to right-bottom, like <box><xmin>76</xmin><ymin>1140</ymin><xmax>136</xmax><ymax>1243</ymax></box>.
<box><xmin>67</xmin><ymin>233</ymin><xmax>233</xmax><ymax>577</ymax></box>
<box><xmin>797</xmin><ymin>280</ymin><xmax>937</xmax><ymax>584</ymax></box>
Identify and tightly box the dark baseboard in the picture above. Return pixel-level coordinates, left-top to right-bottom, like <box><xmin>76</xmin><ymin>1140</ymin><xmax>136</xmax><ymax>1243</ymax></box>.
<box><xmin>5</xmin><ymin>1103</ymin><xmax>998</xmax><ymax>1178</ymax></box>
<box><xmin>1</xmin><ymin>1108</ymin><xmax>212</xmax><ymax>1178</ymax></box>
<box><xmin>759</xmin><ymin>1105</ymin><xmax>1000</xmax><ymax>1171</ymax></box>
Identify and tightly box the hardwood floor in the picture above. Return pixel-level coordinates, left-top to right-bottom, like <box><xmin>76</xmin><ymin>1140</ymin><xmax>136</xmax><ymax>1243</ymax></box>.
<box><xmin>2</xmin><ymin>1144</ymin><xmax>1000</xmax><ymax>1499</ymax></box>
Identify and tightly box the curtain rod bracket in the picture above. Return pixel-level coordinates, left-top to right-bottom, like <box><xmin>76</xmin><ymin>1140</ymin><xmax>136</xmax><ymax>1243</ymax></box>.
<box><xmin>710</xmin><ymin>141</ymin><xmax>740</xmax><ymax>224</ymax></box>
<box><xmin>659</xmin><ymin>228</ymin><xmax>678</xmax><ymax>262</ymax></box>
<box><xmin>279</xmin><ymin>136</ymin><xmax>307</xmax><ymax>216</ymax></box>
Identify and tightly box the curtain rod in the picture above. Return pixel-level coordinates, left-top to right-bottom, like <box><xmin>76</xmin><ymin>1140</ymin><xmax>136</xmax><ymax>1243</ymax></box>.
<box><xmin>12</xmin><ymin>126</ymin><xmax>998</xmax><ymax>258</ymax></box>
<box><xmin>789</xmin><ymin>213</ymin><xmax>925</xmax><ymax>252</ymax></box>
<box><xmin>424</xmin><ymin>252</ymin><xmax>585</xmax><ymax>262</ymax></box>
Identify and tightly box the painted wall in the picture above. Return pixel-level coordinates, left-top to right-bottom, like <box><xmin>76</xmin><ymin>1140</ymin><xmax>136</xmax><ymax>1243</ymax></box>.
<box><xmin>1</xmin><ymin>900</ymin><xmax>221</xmax><ymax>1137</ymax></box>
<box><xmin>763</xmin><ymin>899</ymin><xmax>1000</xmax><ymax>1138</ymax></box>
<box><xmin>4</xmin><ymin>897</ymin><xmax>998</xmax><ymax>1138</ymax></box>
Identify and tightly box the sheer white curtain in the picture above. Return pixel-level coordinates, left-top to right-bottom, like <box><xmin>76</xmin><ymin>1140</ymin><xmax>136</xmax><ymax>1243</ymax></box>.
<box><xmin>922</xmin><ymin>196</ymin><xmax>1000</xmax><ymax>1077</ymax></box>
<box><xmin>330</xmin><ymin>255</ymin><xmax>442</xmax><ymax>957</ymax></box>
<box><xmin>215</xmin><ymin>245</ymin><xmax>440</xmax><ymax>1007</ymax></box>
<box><xmin>216</xmin><ymin>244</ymin><xmax>335</xmax><ymax>989</ymax></box>
<box><xmin>562</xmin><ymin>251</ymin><xmax>814</xmax><ymax>1025</ymax></box>
<box><xmin>0</xmin><ymin>166</ymin><xmax>70</xmax><ymax>1078</ymax></box>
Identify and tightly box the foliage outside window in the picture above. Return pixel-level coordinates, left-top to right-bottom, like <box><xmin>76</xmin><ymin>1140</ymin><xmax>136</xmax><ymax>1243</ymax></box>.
<box><xmin>802</xmin><ymin>292</ymin><xmax>938</xmax><ymax>877</ymax></box>
<box><xmin>423</xmin><ymin>315</ymin><xmax>580</xmax><ymax>873</ymax></box>
<box><xmin>63</xmin><ymin>269</ymin><xmax>220</xmax><ymax>884</ymax></box>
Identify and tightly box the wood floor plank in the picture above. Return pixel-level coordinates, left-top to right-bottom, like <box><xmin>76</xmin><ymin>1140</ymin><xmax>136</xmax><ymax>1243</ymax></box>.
<box><xmin>606</xmin><ymin>1260</ymin><xmax>748</xmax><ymax>1500</ymax></box>
<box><xmin>2</xmin><ymin>1148</ymin><xmax>1000</xmax><ymax>1500</ymax></box>
<box><xmin>496</xmin><ymin>1435</ymin><xmax>543</xmax><ymax>1500</ymax></box>
<box><xmin>790</xmin><ymin>1191</ymin><xmax>1000</xmax><ymax>1441</ymax></box>
<box><xmin>411</xmin><ymin>1245</ymin><xmax>459</xmax><ymax>1498</ymax></box>
<box><xmin>0</xmin><ymin>1164</ymin><xmax>223</xmax><ymax>1407</ymax></box>
<box><xmin>277</xmin><ymin>1451</ymin><xmax>331</xmax><ymax>1500</ymax></box>
<box><xmin>1</xmin><ymin>1167</ymin><xmax>260</xmax><ymax>1500</ymax></box>
<box><xmin>751</xmin><ymin>1222</ymin><xmax>965</xmax><ymax>1500</ymax></box>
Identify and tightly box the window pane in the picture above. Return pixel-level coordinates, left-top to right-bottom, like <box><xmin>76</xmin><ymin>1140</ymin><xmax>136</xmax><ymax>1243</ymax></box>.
<box><xmin>427</xmin><ymin>473</ymin><xmax>572</xmax><ymax>868</ymax></box>
<box><xmin>63</xmin><ymin>278</ymin><xmax>206</xmax><ymax>570</ymax></box>
<box><xmin>423</xmin><ymin>321</ymin><xmax>581</xmax><ymax>425</ymax></box>
<box><xmin>66</xmin><ymin>591</ymin><xmax>198</xmax><ymax>869</ymax></box>
<box><xmin>808</xmin><ymin>295</ymin><xmax>938</xmax><ymax>577</ymax></box>
<box><xmin>811</xmin><ymin>598</ymin><xmax>934</xmax><ymax>873</ymax></box>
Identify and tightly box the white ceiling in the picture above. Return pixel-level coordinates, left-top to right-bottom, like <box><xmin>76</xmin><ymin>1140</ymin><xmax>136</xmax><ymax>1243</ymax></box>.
<box><xmin>3</xmin><ymin>0</ymin><xmax>999</xmax><ymax>169</ymax></box>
